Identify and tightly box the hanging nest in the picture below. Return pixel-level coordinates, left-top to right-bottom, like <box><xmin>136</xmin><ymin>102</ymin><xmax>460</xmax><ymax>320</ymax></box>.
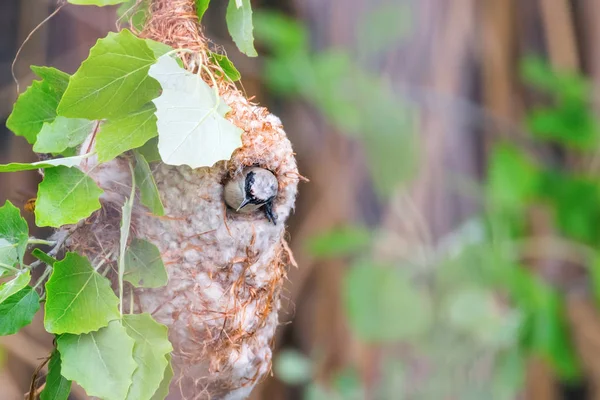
<box><xmin>62</xmin><ymin>1</ymin><xmax>300</xmax><ymax>398</ymax></box>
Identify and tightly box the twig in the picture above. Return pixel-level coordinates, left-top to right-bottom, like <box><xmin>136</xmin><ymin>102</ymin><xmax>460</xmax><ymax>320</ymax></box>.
<box><xmin>33</xmin><ymin>266</ymin><xmax>53</xmax><ymax>290</ymax></box>
<box><xmin>26</xmin><ymin>352</ymin><xmax>52</xmax><ymax>400</ymax></box>
<box><xmin>93</xmin><ymin>250</ymin><xmax>113</xmax><ymax>272</ymax></box>
<box><xmin>30</xmin><ymin>228</ymin><xmax>76</xmax><ymax>293</ymax></box>
<box><xmin>84</xmin><ymin>121</ymin><xmax>101</xmax><ymax>156</ymax></box>
<box><xmin>11</xmin><ymin>4</ymin><xmax>65</xmax><ymax>94</ymax></box>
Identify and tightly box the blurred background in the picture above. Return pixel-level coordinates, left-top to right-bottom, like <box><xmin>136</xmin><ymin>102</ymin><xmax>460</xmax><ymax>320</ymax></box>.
<box><xmin>3</xmin><ymin>0</ymin><xmax>600</xmax><ymax>399</ymax></box>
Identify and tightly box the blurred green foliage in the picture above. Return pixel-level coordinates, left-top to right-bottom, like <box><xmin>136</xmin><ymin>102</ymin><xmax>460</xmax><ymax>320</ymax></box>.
<box><xmin>254</xmin><ymin>11</ymin><xmax>417</xmax><ymax>196</ymax></box>
<box><xmin>522</xmin><ymin>57</ymin><xmax>598</xmax><ymax>149</ymax></box>
<box><xmin>274</xmin><ymin>349</ymin><xmax>313</xmax><ymax>386</ymax></box>
<box><xmin>343</xmin><ymin>262</ymin><xmax>432</xmax><ymax>343</ymax></box>
<box><xmin>257</xmin><ymin>7</ymin><xmax>599</xmax><ymax>399</ymax></box>
<box><xmin>305</xmin><ymin>226</ymin><xmax>371</xmax><ymax>259</ymax></box>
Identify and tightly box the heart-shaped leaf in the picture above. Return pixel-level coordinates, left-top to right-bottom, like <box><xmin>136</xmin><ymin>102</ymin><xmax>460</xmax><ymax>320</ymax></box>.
<box><xmin>57</xmin><ymin>29</ymin><xmax>160</xmax><ymax>119</ymax></box>
<box><xmin>148</xmin><ymin>55</ymin><xmax>243</xmax><ymax>168</ymax></box>
<box><xmin>58</xmin><ymin>320</ymin><xmax>136</xmax><ymax>400</ymax></box>
<box><xmin>44</xmin><ymin>252</ymin><xmax>120</xmax><ymax>334</ymax></box>
<box><xmin>0</xmin><ymin>286</ymin><xmax>40</xmax><ymax>336</ymax></box>
<box><xmin>40</xmin><ymin>351</ymin><xmax>72</xmax><ymax>400</ymax></box>
<box><xmin>123</xmin><ymin>314</ymin><xmax>172</xmax><ymax>400</ymax></box>
<box><xmin>35</xmin><ymin>166</ymin><xmax>103</xmax><ymax>228</ymax></box>
<box><xmin>124</xmin><ymin>238</ymin><xmax>167</xmax><ymax>288</ymax></box>
<box><xmin>0</xmin><ymin>201</ymin><xmax>29</xmax><ymax>268</ymax></box>
<box><xmin>33</xmin><ymin>117</ymin><xmax>95</xmax><ymax>154</ymax></box>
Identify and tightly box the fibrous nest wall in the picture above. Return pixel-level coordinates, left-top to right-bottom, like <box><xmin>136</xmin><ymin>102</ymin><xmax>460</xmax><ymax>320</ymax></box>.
<box><xmin>62</xmin><ymin>0</ymin><xmax>300</xmax><ymax>398</ymax></box>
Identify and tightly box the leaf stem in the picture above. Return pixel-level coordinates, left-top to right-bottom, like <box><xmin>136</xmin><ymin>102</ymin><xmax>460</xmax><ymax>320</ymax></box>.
<box><xmin>33</xmin><ymin>266</ymin><xmax>53</xmax><ymax>290</ymax></box>
<box><xmin>27</xmin><ymin>238</ymin><xmax>56</xmax><ymax>246</ymax></box>
<box><xmin>27</xmin><ymin>228</ymin><xmax>74</xmax><ymax>270</ymax></box>
<box><xmin>129</xmin><ymin>289</ymin><xmax>134</xmax><ymax>314</ymax></box>
<box><xmin>119</xmin><ymin>162</ymin><xmax>136</xmax><ymax>315</ymax></box>
<box><xmin>0</xmin><ymin>262</ymin><xmax>20</xmax><ymax>273</ymax></box>
<box><xmin>201</xmin><ymin>64</ymin><xmax>221</xmax><ymax>108</ymax></box>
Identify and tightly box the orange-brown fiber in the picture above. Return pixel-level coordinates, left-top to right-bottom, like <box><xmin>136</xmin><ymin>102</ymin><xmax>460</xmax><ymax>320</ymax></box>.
<box><xmin>136</xmin><ymin>0</ymin><xmax>236</xmax><ymax>92</ymax></box>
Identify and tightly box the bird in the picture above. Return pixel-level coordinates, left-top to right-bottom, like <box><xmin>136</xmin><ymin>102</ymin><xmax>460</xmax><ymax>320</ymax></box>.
<box><xmin>224</xmin><ymin>167</ymin><xmax>278</xmax><ymax>224</ymax></box>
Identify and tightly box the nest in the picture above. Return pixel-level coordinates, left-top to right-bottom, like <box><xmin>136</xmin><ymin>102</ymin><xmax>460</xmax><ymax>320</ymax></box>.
<box><xmin>64</xmin><ymin>1</ymin><xmax>300</xmax><ymax>399</ymax></box>
<box><xmin>135</xmin><ymin>0</ymin><xmax>236</xmax><ymax>92</ymax></box>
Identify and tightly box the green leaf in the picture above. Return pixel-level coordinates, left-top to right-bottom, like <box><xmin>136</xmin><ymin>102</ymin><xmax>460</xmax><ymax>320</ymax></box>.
<box><xmin>67</xmin><ymin>0</ymin><xmax>127</xmax><ymax>7</ymax></box>
<box><xmin>445</xmin><ymin>287</ymin><xmax>523</xmax><ymax>347</ymax></box>
<box><xmin>57</xmin><ymin>320</ymin><xmax>137</xmax><ymax>400</ymax></box>
<box><xmin>123</xmin><ymin>314</ymin><xmax>172</xmax><ymax>400</ymax></box>
<box><xmin>35</xmin><ymin>166</ymin><xmax>103</xmax><ymax>228</ymax></box>
<box><xmin>521</xmin><ymin>56</ymin><xmax>589</xmax><ymax>100</ymax></box>
<box><xmin>343</xmin><ymin>263</ymin><xmax>432</xmax><ymax>343</ymax></box>
<box><xmin>507</xmin><ymin>267</ymin><xmax>581</xmax><ymax>380</ymax></box>
<box><xmin>226</xmin><ymin>0</ymin><xmax>258</xmax><ymax>57</ymax></box>
<box><xmin>40</xmin><ymin>351</ymin><xmax>72</xmax><ymax>400</ymax></box>
<box><xmin>534</xmin><ymin>296</ymin><xmax>581</xmax><ymax>381</ymax></box>
<box><xmin>527</xmin><ymin>105</ymin><xmax>597</xmax><ymax>150</ymax></box>
<box><xmin>0</xmin><ymin>154</ymin><xmax>92</xmax><ymax>172</ymax></box>
<box><xmin>208</xmin><ymin>52</ymin><xmax>241</xmax><ymax>81</ymax></box>
<box><xmin>0</xmin><ymin>238</ymin><xmax>19</xmax><ymax>276</ymax></box>
<box><xmin>0</xmin><ymin>201</ymin><xmax>29</xmax><ymax>267</ymax></box>
<box><xmin>117</xmin><ymin>0</ymin><xmax>149</xmax><ymax>31</ymax></box>
<box><xmin>520</xmin><ymin>57</ymin><xmax>597</xmax><ymax>149</ymax></box>
<box><xmin>31</xmin><ymin>66</ymin><xmax>70</xmax><ymax>92</ymax></box>
<box><xmin>538</xmin><ymin>172</ymin><xmax>600</xmax><ymax>244</ymax></box>
<box><xmin>6</xmin><ymin>67</ymin><xmax>70</xmax><ymax>144</ymax></box>
<box><xmin>136</xmin><ymin>137</ymin><xmax>161</xmax><ymax>162</ymax></box>
<box><xmin>332</xmin><ymin>368</ymin><xmax>365</xmax><ymax>399</ymax></box>
<box><xmin>274</xmin><ymin>349</ymin><xmax>313</xmax><ymax>385</ymax></box>
<box><xmin>195</xmin><ymin>0</ymin><xmax>210</xmax><ymax>22</ymax></box>
<box><xmin>362</xmin><ymin>113</ymin><xmax>417</xmax><ymax>195</ymax></box>
<box><xmin>0</xmin><ymin>287</ymin><xmax>40</xmax><ymax>336</ymax></box>
<box><xmin>487</xmin><ymin>144</ymin><xmax>539</xmax><ymax>210</ymax></box>
<box><xmin>144</xmin><ymin>39</ymin><xmax>173</xmax><ymax>60</ymax></box>
<box><xmin>307</xmin><ymin>226</ymin><xmax>371</xmax><ymax>259</ymax></box>
<box><xmin>57</xmin><ymin>29</ymin><xmax>161</xmax><ymax>119</ymax></box>
<box><xmin>31</xmin><ymin>248</ymin><xmax>58</xmax><ymax>267</ymax></box>
<box><xmin>309</xmin><ymin>52</ymin><xmax>360</xmax><ymax>133</ymax></box>
<box><xmin>124</xmin><ymin>239</ymin><xmax>167</xmax><ymax>288</ymax></box>
<box><xmin>354</xmin><ymin>74</ymin><xmax>417</xmax><ymax>195</ymax></box>
<box><xmin>149</xmin><ymin>55</ymin><xmax>243</xmax><ymax>168</ymax></box>
<box><xmin>44</xmin><ymin>252</ymin><xmax>120</xmax><ymax>334</ymax></box>
<box><xmin>521</xmin><ymin>56</ymin><xmax>557</xmax><ymax>92</ymax></box>
<box><xmin>591</xmin><ymin>254</ymin><xmax>600</xmax><ymax>308</ymax></box>
<box><xmin>253</xmin><ymin>11</ymin><xmax>308</xmax><ymax>55</ymax></box>
<box><xmin>492</xmin><ymin>348</ymin><xmax>525</xmax><ymax>400</ymax></box>
<box><xmin>134</xmin><ymin>152</ymin><xmax>165</xmax><ymax>216</ymax></box>
<box><xmin>150</xmin><ymin>354</ymin><xmax>173</xmax><ymax>400</ymax></box>
<box><xmin>0</xmin><ymin>271</ymin><xmax>30</xmax><ymax>304</ymax></box>
<box><xmin>33</xmin><ymin>117</ymin><xmax>95</xmax><ymax>154</ymax></box>
<box><xmin>96</xmin><ymin>104</ymin><xmax>158</xmax><ymax>162</ymax></box>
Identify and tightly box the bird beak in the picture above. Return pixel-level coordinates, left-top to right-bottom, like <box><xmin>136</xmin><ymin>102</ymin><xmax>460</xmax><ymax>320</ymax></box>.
<box><xmin>236</xmin><ymin>198</ymin><xmax>251</xmax><ymax>211</ymax></box>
